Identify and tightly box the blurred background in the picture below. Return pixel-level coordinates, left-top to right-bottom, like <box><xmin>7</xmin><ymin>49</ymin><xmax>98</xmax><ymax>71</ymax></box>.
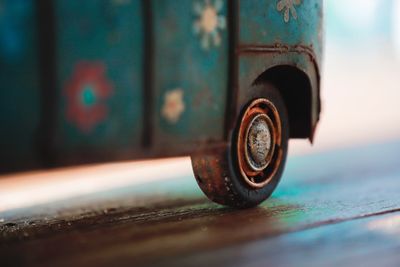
<box><xmin>1</xmin><ymin>0</ymin><xmax>400</xmax><ymax>212</ymax></box>
<box><xmin>292</xmin><ymin>0</ymin><xmax>400</xmax><ymax>154</ymax></box>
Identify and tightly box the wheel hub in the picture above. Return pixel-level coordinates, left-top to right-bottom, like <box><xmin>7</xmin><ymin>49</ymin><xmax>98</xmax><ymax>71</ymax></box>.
<box><xmin>245</xmin><ymin>114</ymin><xmax>273</xmax><ymax>171</ymax></box>
<box><xmin>237</xmin><ymin>98</ymin><xmax>282</xmax><ymax>188</ymax></box>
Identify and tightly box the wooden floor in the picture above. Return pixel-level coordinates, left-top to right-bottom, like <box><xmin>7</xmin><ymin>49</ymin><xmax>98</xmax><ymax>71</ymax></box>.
<box><xmin>1</xmin><ymin>140</ymin><xmax>400</xmax><ymax>267</ymax></box>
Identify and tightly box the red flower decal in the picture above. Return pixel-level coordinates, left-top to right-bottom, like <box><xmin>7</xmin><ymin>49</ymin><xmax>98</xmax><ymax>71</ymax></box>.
<box><xmin>64</xmin><ymin>62</ymin><xmax>113</xmax><ymax>133</ymax></box>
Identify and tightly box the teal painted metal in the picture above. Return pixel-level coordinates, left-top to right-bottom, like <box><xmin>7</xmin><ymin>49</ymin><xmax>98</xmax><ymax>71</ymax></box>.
<box><xmin>238</xmin><ymin>52</ymin><xmax>319</xmax><ymax>132</ymax></box>
<box><xmin>0</xmin><ymin>0</ymin><xmax>322</xmax><ymax>172</ymax></box>
<box><xmin>0</xmin><ymin>0</ymin><xmax>41</xmax><ymax>170</ymax></box>
<box><xmin>53</xmin><ymin>0</ymin><xmax>144</xmax><ymax>162</ymax></box>
<box><xmin>239</xmin><ymin>0</ymin><xmax>323</xmax><ymax>64</ymax></box>
<box><xmin>151</xmin><ymin>0</ymin><xmax>229</xmax><ymax>150</ymax></box>
<box><xmin>237</xmin><ymin>0</ymin><xmax>323</xmax><ymax>134</ymax></box>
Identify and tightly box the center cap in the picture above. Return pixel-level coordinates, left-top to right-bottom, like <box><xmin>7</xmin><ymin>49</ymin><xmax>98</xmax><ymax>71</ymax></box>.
<box><xmin>245</xmin><ymin>114</ymin><xmax>274</xmax><ymax>171</ymax></box>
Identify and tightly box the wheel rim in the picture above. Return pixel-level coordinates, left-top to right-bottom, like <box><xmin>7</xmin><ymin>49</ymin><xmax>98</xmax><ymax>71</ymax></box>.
<box><xmin>237</xmin><ymin>98</ymin><xmax>283</xmax><ymax>188</ymax></box>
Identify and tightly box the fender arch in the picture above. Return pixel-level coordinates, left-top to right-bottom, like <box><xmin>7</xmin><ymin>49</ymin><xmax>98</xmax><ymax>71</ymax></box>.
<box><xmin>254</xmin><ymin>65</ymin><xmax>313</xmax><ymax>138</ymax></box>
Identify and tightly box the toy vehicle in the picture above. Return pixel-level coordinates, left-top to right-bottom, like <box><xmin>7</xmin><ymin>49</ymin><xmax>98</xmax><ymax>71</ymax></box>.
<box><xmin>0</xmin><ymin>0</ymin><xmax>322</xmax><ymax>207</ymax></box>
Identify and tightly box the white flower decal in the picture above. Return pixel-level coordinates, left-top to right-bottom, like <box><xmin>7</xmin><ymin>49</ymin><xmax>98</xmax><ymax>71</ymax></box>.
<box><xmin>277</xmin><ymin>0</ymin><xmax>301</xmax><ymax>23</ymax></box>
<box><xmin>193</xmin><ymin>0</ymin><xmax>226</xmax><ymax>50</ymax></box>
<box><xmin>161</xmin><ymin>89</ymin><xmax>185</xmax><ymax>124</ymax></box>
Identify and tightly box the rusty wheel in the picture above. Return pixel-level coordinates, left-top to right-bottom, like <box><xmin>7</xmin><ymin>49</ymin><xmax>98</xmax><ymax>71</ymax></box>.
<box><xmin>237</xmin><ymin>98</ymin><xmax>283</xmax><ymax>189</ymax></box>
<box><xmin>191</xmin><ymin>83</ymin><xmax>289</xmax><ymax>208</ymax></box>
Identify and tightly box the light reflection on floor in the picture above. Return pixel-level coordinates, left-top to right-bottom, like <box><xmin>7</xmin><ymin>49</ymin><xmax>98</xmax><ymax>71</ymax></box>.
<box><xmin>367</xmin><ymin>214</ymin><xmax>400</xmax><ymax>235</ymax></box>
<box><xmin>0</xmin><ymin>157</ymin><xmax>193</xmax><ymax>212</ymax></box>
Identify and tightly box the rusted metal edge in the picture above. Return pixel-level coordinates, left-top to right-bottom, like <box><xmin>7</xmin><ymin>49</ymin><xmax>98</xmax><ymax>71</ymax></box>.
<box><xmin>238</xmin><ymin>44</ymin><xmax>321</xmax><ymax>142</ymax></box>
<box><xmin>237</xmin><ymin>43</ymin><xmax>320</xmax><ymax>84</ymax></box>
<box><xmin>237</xmin><ymin>44</ymin><xmax>318</xmax><ymax>64</ymax></box>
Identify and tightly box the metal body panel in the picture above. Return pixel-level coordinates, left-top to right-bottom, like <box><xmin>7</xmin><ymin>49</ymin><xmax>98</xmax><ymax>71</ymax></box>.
<box><xmin>237</xmin><ymin>0</ymin><xmax>322</xmax><ymax>133</ymax></box>
<box><xmin>53</xmin><ymin>0</ymin><xmax>144</xmax><ymax>163</ymax></box>
<box><xmin>151</xmin><ymin>0</ymin><xmax>229</xmax><ymax>151</ymax></box>
<box><xmin>0</xmin><ymin>0</ymin><xmax>322</xmax><ymax>172</ymax></box>
<box><xmin>239</xmin><ymin>0</ymin><xmax>323</xmax><ymax>65</ymax></box>
<box><xmin>0</xmin><ymin>0</ymin><xmax>41</xmax><ymax>171</ymax></box>
<box><xmin>237</xmin><ymin>51</ymin><xmax>319</xmax><ymax>128</ymax></box>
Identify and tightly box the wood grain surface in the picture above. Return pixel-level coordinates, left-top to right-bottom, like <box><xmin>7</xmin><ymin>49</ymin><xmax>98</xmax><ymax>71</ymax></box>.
<box><xmin>1</xmin><ymin>140</ymin><xmax>400</xmax><ymax>267</ymax></box>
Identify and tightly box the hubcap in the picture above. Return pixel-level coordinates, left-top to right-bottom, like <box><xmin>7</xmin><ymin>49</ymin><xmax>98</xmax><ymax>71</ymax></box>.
<box><xmin>245</xmin><ymin>114</ymin><xmax>274</xmax><ymax>171</ymax></box>
<box><xmin>237</xmin><ymin>98</ymin><xmax>283</xmax><ymax>188</ymax></box>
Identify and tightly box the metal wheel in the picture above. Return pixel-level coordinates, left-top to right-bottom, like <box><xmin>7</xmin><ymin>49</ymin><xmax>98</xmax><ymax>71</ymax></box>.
<box><xmin>191</xmin><ymin>83</ymin><xmax>289</xmax><ymax>208</ymax></box>
<box><xmin>237</xmin><ymin>98</ymin><xmax>283</xmax><ymax>189</ymax></box>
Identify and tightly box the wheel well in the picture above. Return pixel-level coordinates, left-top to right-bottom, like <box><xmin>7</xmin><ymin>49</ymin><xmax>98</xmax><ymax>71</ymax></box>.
<box><xmin>254</xmin><ymin>65</ymin><xmax>312</xmax><ymax>138</ymax></box>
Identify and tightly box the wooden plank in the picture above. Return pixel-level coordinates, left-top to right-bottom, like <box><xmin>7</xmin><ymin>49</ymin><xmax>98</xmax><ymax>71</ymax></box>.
<box><xmin>173</xmin><ymin>212</ymin><xmax>400</xmax><ymax>267</ymax></box>
<box><xmin>0</xmin><ymin>140</ymin><xmax>400</xmax><ymax>266</ymax></box>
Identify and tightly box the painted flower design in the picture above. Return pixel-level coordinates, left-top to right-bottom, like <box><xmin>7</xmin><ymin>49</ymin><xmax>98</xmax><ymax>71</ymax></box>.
<box><xmin>193</xmin><ymin>0</ymin><xmax>226</xmax><ymax>50</ymax></box>
<box><xmin>161</xmin><ymin>89</ymin><xmax>185</xmax><ymax>124</ymax></box>
<box><xmin>277</xmin><ymin>0</ymin><xmax>301</xmax><ymax>23</ymax></box>
<box><xmin>64</xmin><ymin>62</ymin><xmax>113</xmax><ymax>133</ymax></box>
